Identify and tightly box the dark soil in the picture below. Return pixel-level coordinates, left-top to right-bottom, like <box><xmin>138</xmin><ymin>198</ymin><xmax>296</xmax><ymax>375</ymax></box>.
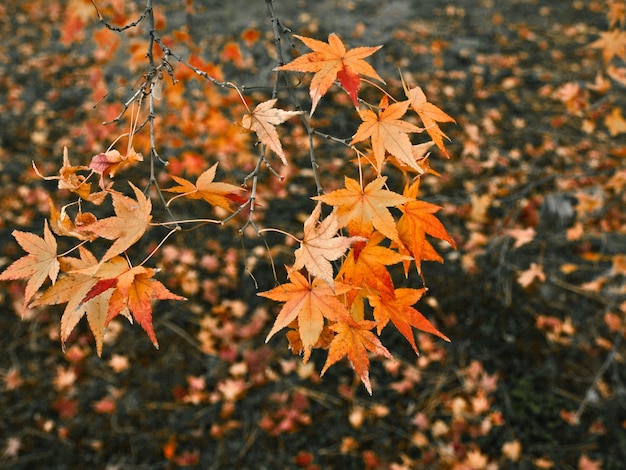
<box><xmin>1</xmin><ymin>1</ymin><xmax>625</xmax><ymax>469</ymax></box>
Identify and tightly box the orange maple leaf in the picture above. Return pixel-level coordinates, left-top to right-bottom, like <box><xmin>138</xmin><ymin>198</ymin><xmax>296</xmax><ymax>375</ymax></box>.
<box><xmin>604</xmin><ymin>107</ymin><xmax>626</xmax><ymax>136</ymax></box>
<box><xmin>165</xmin><ymin>163</ymin><xmax>246</xmax><ymax>210</ymax></box>
<box><xmin>589</xmin><ymin>30</ymin><xmax>626</xmax><ymax>64</ymax></box>
<box><xmin>608</xmin><ymin>1</ymin><xmax>626</xmax><ymax>28</ymax></box>
<box><xmin>321</xmin><ymin>319</ymin><xmax>393</xmax><ymax>395</ymax></box>
<box><xmin>314</xmin><ymin>176</ymin><xmax>410</xmax><ymax>243</ymax></box>
<box><xmin>31</xmin><ymin>249</ymin><xmax>129</xmax><ymax>356</ymax></box>
<box><xmin>368</xmin><ymin>288</ymin><xmax>449</xmax><ymax>354</ymax></box>
<box><xmin>292</xmin><ymin>202</ymin><xmax>365</xmax><ymax>287</ymax></box>
<box><xmin>260</xmin><ymin>267</ymin><xmax>354</xmax><ymax>362</ymax></box>
<box><xmin>402</xmin><ymin>78</ymin><xmax>455</xmax><ymax>157</ymax></box>
<box><xmin>337</xmin><ymin>232</ymin><xmax>409</xmax><ymax>305</ymax></box>
<box><xmin>0</xmin><ymin>221</ymin><xmax>59</xmax><ymax>315</ymax></box>
<box><xmin>396</xmin><ymin>181</ymin><xmax>456</xmax><ymax>274</ymax></box>
<box><xmin>351</xmin><ymin>96</ymin><xmax>423</xmax><ymax>172</ymax></box>
<box><xmin>84</xmin><ymin>265</ymin><xmax>186</xmax><ymax>349</ymax></box>
<box><xmin>240</xmin><ymin>99</ymin><xmax>303</xmax><ymax>165</ymax></box>
<box><xmin>278</xmin><ymin>33</ymin><xmax>384</xmax><ymax>115</ymax></box>
<box><xmin>87</xmin><ymin>183</ymin><xmax>152</xmax><ymax>264</ymax></box>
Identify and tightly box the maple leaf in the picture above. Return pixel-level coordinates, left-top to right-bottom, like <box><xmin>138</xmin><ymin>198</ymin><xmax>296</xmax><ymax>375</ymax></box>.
<box><xmin>31</xmin><ymin>250</ymin><xmax>129</xmax><ymax>356</ymax></box>
<box><xmin>314</xmin><ymin>176</ymin><xmax>410</xmax><ymax>243</ymax></box>
<box><xmin>517</xmin><ymin>262</ymin><xmax>546</xmax><ymax>288</ymax></box>
<box><xmin>85</xmin><ymin>265</ymin><xmax>186</xmax><ymax>349</ymax></box>
<box><xmin>87</xmin><ymin>183</ymin><xmax>152</xmax><ymax>264</ymax></box>
<box><xmin>396</xmin><ymin>181</ymin><xmax>456</xmax><ymax>274</ymax></box>
<box><xmin>589</xmin><ymin>30</ymin><xmax>626</xmax><ymax>64</ymax></box>
<box><xmin>604</xmin><ymin>107</ymin><xmax>626</xmax><ymax>136</ymax></box>
<box><xmin>260</xmin><ymin>266</ymin><xmax>354</xmax><ymax>362</ymax></box>
<box><xmin>387</xmin><ymin>141</ymin><xmax>434</xmax><ymax>175</ymax></box>
<box><xmin>504</xmin><ymin>227</ymin><xmax>536</xmax><ymax>249</ymax></box>
<box><xmin>350</xmin><ymin>97</ymin><xmax>423</xmax><ymax>172</ymax></box>
<box><xmin>240</xmin><ymin>99</ymin><xmax>303</xmax><ymax>165</ymax></box>
<box><xmin>338</xmin><ymin>232</ymin><xmax>410</xmax><ymax>305</ymax></box>
<box><xmin>165</xmin><ymin>163</ymin><xmax>246</xmax><ymax>210</ymax></box>
<box><xmin>0</xmin><ymin>221</ymin><xmax>59</xmax><ymax>315</ymax></box>
<box><xmin>368</xmin><ymin>288</ymin><xmax>449</xmax><ymax>354</ymax></box>
<box><xmin>321</xmin><ymin>320</ymin><xmax>393</xmax><ymax>395</ymax></box>
<box><xmin>292</xmin><ymin>202</ymin><xmax>365</xmax><ymax>287</ymax></box>
<box><xmin>402</xmin><ymin>78</ymin><xmax>455</xmax><ymax>157</ymax></box>
<box><xmin>608</xmin><ymin>0</ymin><xmax>626</xmax><ymax>28</ymax></box>
<box><xmin>278</xmin><ymin>33</ymin><xmax>384</xmax><ymax>115</ymax></box>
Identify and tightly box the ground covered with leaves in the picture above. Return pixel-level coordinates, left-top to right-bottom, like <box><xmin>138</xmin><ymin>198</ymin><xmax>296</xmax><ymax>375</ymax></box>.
<box><xmin>1</xmin><ymin>0</ymin><xmax>625</xmax><ymax>469</ymax></box>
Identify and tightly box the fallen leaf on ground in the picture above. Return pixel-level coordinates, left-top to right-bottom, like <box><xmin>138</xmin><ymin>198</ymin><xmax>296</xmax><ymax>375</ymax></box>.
<box><xmin>517</xmin><ymin>262</ymin><xmax>546</xmax><ymax>288</ymax></box>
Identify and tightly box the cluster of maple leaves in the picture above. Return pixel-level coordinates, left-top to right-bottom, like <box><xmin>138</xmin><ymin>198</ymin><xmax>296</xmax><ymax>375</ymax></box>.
<box><xmin>0</xmin><ymin>2</ymin><xmax>456</xmax><ymax>394</ymax></box>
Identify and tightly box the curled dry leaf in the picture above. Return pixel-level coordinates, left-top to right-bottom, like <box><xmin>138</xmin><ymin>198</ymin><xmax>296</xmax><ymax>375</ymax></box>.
<box><xmin>34</xmin><ymin>147</ymin><xmax>109</xmax><ymax>204</ymax></box>
<box><xmin>48</xmin><ymin>198</ymin><xmax>99</xmax><ymax>241</ymax></box>
<box><xmin>89</xmin><ymin>147</ymin><xmax>143</xmax><ymax>188</ymax></box>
